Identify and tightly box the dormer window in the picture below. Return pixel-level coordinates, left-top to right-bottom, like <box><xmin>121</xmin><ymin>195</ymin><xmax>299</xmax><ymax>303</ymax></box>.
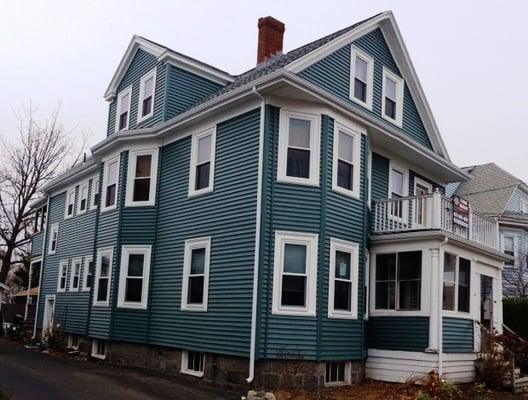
<box><xmin>116</xmin><ymin>87</ymin><xmax>132</xmax><ymax>132</ymax></box>
<box><xmin>382</xmin><ymin>68</ymin><xmax>404</xmax><ymax>126</ymax></box>
<box><xmin>349</xmin><ymin>47</ymin><xmax>373</xmax><ymax>109</ymax></box>
<box><xmin>138</xmin><ymin>69</ymin><xmax>156</xmax><ymax>122</ymax></box>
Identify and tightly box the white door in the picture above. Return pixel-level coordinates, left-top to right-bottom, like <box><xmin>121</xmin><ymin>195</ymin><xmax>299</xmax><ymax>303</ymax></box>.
<box><xmin>42</xmin><ymin>295</ymin><xmax>55</xmax><ymax>334</ymax></box>
<box><xmin>414</xmin><ymin>179</ymin><xmax>433</xmax><ymax>227</ymax></box>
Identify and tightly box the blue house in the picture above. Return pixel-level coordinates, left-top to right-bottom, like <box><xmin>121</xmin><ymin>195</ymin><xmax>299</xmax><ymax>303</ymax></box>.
<box><xmin>29</xmin><ymin>12</ymin><xmax>508</xmax><ymax>389</ymax></box>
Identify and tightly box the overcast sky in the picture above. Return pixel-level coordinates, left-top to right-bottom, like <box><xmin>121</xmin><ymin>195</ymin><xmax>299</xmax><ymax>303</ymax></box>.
<box><xmin>1</xmin><ymin>1</ymin><xmax>527</xmax><ymax>181</ymax></box>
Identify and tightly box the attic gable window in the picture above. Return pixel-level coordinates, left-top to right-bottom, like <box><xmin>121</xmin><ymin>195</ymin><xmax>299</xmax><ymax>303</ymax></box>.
<box><xmin>382</xmin><ymin>68</ymin><xmax>404</xmax><ymax>127</ymax></box>
<box><xmin>137</xmin><ymin>69</ymin><xmax>156</xmax><ymax>122</ymax></box>
<box><xmin>349</xmin><ymin>47</ymin><xmax>373</xmax><ymax>109</ymax></box>
<box><xmin>115</xmin><ymin>86</ymin><xmax>132</xmax><ymax>132</ymax></box>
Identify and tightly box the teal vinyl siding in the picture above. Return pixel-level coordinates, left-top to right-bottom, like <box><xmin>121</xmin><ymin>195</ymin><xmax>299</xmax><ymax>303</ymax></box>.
<box><xmin>31</xmin><ymin>233</ymin><xmax>44</xmax><ymax>257</ymax></box>
<box><xmin>257</xmin><ymin>106</ymin><xmax>367</xmax><ymax>361</ymax></box>
<box><xmin>506</xmin><ymin>188</ymin><xmax>528</xmax><ymax>212</ymax></box>
<box><xmin>443</xmin><ymin>317</ymin><xmax>474</xmax><ymax>353</ymax></box>
<box><xmin>298</xmin><ymin>28</ymin><xmax>433</xmax><ymax>150</ymax></box>
<box><xmin>148</xmin><ymin>108</ymin><xmax>260</xmax><ymax>356</ymax></box>
<box><xmin>367</xmin><ymin>317</ymin><xmax>429</xmax><ymax>351</ymax></box>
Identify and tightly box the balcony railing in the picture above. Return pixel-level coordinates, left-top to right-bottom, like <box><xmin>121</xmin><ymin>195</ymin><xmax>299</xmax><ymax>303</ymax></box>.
<box><xmin>371</xmin><ymin>191</ymin><xmax>499</xmax><ymax>250</ymax></box>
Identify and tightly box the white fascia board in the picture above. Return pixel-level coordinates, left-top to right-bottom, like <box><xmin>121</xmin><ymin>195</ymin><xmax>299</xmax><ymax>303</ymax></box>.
<box><xmin>43</xmin><ymin>161</ymin><xmax>99</xmax><ymax>196</ymax></box>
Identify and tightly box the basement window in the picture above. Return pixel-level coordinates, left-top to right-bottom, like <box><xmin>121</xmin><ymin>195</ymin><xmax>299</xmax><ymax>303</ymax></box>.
<box><xmin>181</xmin><ymin>350</ymin><xmax>205</xmax><ymax>377</ymax></box>
<box><xmin>68</xmin><ymin>334</ymin><xmax>80</xmax><ymax>350</ymax></box>
<box><xmin>91</xmin><ymin>339</ymin><xmax>107</xmax><ymax>359</ymax></box>
<box><xmin>325</xmin><ymin>361</ymin><xmax>351</xmax><ymax>386</ymax></box>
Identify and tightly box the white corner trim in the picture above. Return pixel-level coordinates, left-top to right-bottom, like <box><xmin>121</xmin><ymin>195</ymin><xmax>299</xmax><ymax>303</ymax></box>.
<box><xmin>188</xmin><ymin>128</ymin><xmax>216</xmax><ymax>198</ymax></box>
<box><xmin>137</xmin><ymin>68</ymin><xmax>157</xmax><ymax>123</ymax></box>
<box><xmin>181</xmin><ymin>237</ymin><xmax>211</xmax><ymax>312</ymax></box>
<box><xmin>125</xmin><ymin>148</ymin><xmax>159</xmax><ymax>207</ymax></box>
<box><xmin>349</xmin><ymin>46</ymin><xmax>374</xmax><ymax>110</ymax></box>
<box><xmin>117</xmin><ymin>245</ymin><xmax>152</xmax><ymax>309</ymax></box>
<box><xmin>331</xmin><ymin>122</ymin><xmax>362</xmax><ymax>199</ymax></box>
<box><xmin>381</xmin><ymin>67</ymin><xmax>404</xmax><ymax>127</ymax></box>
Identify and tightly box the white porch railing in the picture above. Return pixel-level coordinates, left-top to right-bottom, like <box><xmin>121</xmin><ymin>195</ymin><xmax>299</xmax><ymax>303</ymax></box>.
<box><xmin>372</xmin><ymin>191</ymin><xmax>499</xmax><ymax>250</ymax></box>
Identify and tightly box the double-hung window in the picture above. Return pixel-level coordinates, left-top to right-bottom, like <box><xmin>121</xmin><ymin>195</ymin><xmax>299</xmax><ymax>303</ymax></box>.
<box><xmin>90</xmin><ymin>177</ymin><xmax>99</xmax><ymax>210</ymax></box>
<box><xmin>137</xmin><ymin>69</ymin><xmax>156</xmax><ymax>122</ymax></box>
<box><xmin>70</xmin><ymin>258</ymin><xmax>81</xmax><ymax>292</ymax></box>
<box><xmin>374</xmin><ymin>251</ymin><xmax>422</xmax><ymax>311</ymax></box>
<box><xmin>48</xmin><ymin>223</ymin><xmax>59</xmax><ymax>255</ymax></box>
<box><xmin>115</xmin><ymin>87</ymin><xmax>132</xmax><ymax>132</ymax></box>
<box><xmin>332</xmin><ymin>123</ymin><xmax>361</xmax><ymax>198</ymax></box>
<box><xmin>77</xmin><ymin>182</ymin><xmax>89</xmax><ymax>215</ymax></box>
<box><xmin>126</xmin><ymin>149</ymin><xmax>158</xmax><ymax>206</ymax></box>
<box><xmin>94</xmin><ymin>248</ymin><xmax>113</xmax><ymax>306</ymax></box>
<box><xmin>101</xmin><ymin>157</ymin><xmax>119</xmax><ymax>211</ymax></box>
<box><xmin>349</xmin><ymin>47</ymin><xmax>374</xmax><ymax>109</ymax></box>
<box><xmin>82</xmin><ymin>256</ymin><xmax>93</xmax><ymax>292</ymax></box>
<box><xmin>382</xmin><ymin>68</ymin><xmax>404</xmax><ymax>126</ymax></box>
<box><xmin>181</xmin><ymin>238</ymin><xmax>211</xmax><ymax>311</ymax></box>
<box><xmin>389</xmin><ymin>163</ymin><xmax>408</xmax><ymax>219</ymax></box>
<box><xmin>57</xmin><ymin>260</ymin><xmax>68</xmax><ymax>292</ymax></box>
<box><xmin>443</xmin><ymin>253</ymin><xmax>471</xmax><ymax>313</ymax></box>
<box><xmin>272</xmin><ymin>231</ymin><xmax>318</xmax><ymax>316</ymax></box>
<box><xmin>328</xmin><ymin>239</ymin><xmax>359</xmax><ymax>319</ymax></box>
<box><xmin>118</xmin><ymin>245</ymin><xmax>152</xmax><ymax>309</ymax></box>
<box><xmin>189</xmin><ymin>129</ymin><xmax>216</xmax><ymax>196</ymax></box>
<box><xmin>278</xmin><ymin>111</ymin><xmax>320</xmax><ymax>186</ymax></box>
<box><xmin>503</xmin><ymin>236</ymin><xmax>515</xmax><ymax>266</ymax></box>
<box><xmin>65</xmin><ymin>188</ymin><xmax>75</xmax><ymax>218</ymax></box>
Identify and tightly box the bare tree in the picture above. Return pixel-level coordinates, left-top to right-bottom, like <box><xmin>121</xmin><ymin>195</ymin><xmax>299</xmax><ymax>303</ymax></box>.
<box><xmin>0</xmin><ymin>104</ymin><xmax>84</xmax><ymax>284</ymax></box>
<box><xmin>503</xmin><ymin>252</ymin><xmax>528</xmax><ymax>297</ymax></box>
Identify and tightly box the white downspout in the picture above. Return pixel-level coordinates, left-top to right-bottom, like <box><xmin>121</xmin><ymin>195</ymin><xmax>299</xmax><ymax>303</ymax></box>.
<box><xmin>438</xmin><ymin>236</ymin><xmax>448</xmax><ymax>376</ymax></box>
<box><xmin>24</xmin><ymin>263</ymin><xmax>33</xmax><ymax>321</ymax></box>
<box><xmin>247</xmin><ymin>87</ymin><xmax>265</xmax><ymax>383</ymax></box>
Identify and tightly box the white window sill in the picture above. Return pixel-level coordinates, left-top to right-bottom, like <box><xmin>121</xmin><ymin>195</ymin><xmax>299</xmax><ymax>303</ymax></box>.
<box><xmin>381</xmin><ymin>113</ymin><xmax>403</xmax><ymax>128</ymax></box>
<box><xmin>369</xmin><ymin>310</ymin><xmax>426</xmax><ymax>317</ymax></box>
<box><xmin>69</xmin><ymin>288</ymin><xmax>79</xmax><ymax>293</ymax></box>
<box><xmin>272</xmin><ymin>307</ymin><xmax>316</xmax><ymax>317</ymax></box>
<box><xmin>92</xmin><ymin>354</ymin><xmax>106</xmax><ymax>360</ymax></box>
<box><xmin>188</xmin><ymin>187</ymin><xmax>214</xmax><ymax>198</ymax></box>
<box><xmin>57</xmin><ymin>289</ymin><xmax>66</xmax><ymax>293</ymax></box>
<box><xmin>277</xmin><ymin>176</ymin><xmax>319</xmax><ymax>188</ymax></box>
<box><xmin>181</xmin><ymin>369</ymin><xmax>204</xmax><ymax>378</ymax></box>
<box><xmin>124</xmin><ymin>200</ymin><xmax>155</xmax><ymax>208</ymax></box>
<box><xmin>136</xmin><ymin>113</ymin><xmax>154</xmax><ymax>124</ymax></box>
<box><xmin>349</xmin><ymin>95</ymin><xmax>372</xmax><ymax>111</ymax></box>
<box><xmin>82</xmin><ymin>288</ymin><xmax>91</xmax><ymax>292</ymax></box>
<box><xmin>117</xmin><ymin>302</ymin><xmax>148</xmax><ymax>310</ymax></box>
<box><xmin>181</xmin><ymin>304</ymin><xmax>208</xmax><ymax>312</ymax></box>
<box><xmin>93</xmin><ymin>302</ymin><xmax>110</xmax><ymax>307</ymax></box>
<box><xmin>77</xmin><ymin>209</ymin><xmax>87</xmax><ymax>216</ymax></box>
<box><xmin>48</xmin><ymin>251</ymin><xmax>56</xmax><ymax>255</ymax></box>
<box><xmin>64</xmin><ymin>214</ymin><xmax>74</xmax><ymax>220</ymax></box>
<box><xmin>332</xmin><ymin>185</ymin><xmax>360</xmax><ymax>200</ymax></box>
<box><xmin>442</xmin><ymin>310</ymin><xmax>473</xmax><ymax>320</ymax></box>
<box><xmin>100</xmin><ymin>205</ymin><xmax>117</xmax><ymax>213</ymax></box>
<box><xmin>328</xmin><ymin>311</ymin><xmax>358</xmax><ymax>320</ymax></box>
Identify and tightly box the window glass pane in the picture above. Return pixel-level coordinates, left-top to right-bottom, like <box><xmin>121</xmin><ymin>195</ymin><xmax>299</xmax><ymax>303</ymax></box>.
<box><xmin>119</xmin><ymin>113</ymin><xmax>128</xmax><ymax>130</ymax></box>
<box><xmin>385</xmin><ymin>77</ymin><xmax>397</xmax><ymax>100</ymax></box>
<box><xmin>338</xmin><ymin>132</ymin><xmax>354</xmax><ymax>163</ymax></box>
<box><xmin>375</xmin><ymin>281</ymin><xmax>395</xmax><ymax>309</ymax></box>
<box><xmin>288</xmin><ymin>118</ymin><xmax>311</xmax><ymax>148</ymax></box>
<box><xmin>135</xmin><ymin>155</ymin><xmax>151</xmax><ymax>178</ymax></box>
<box><xmin>391</xmin><ymin>169</ymin><xmax>404</xmax><ymax>195</ymax></box>
<box><xmin>458</xmin><ymin>257</ymin><xmax>471</xmax><ymax>313</ymax></box>
<box><xmin>125</xmin><ymin>278</ymin><xmax>142</xmax><ymax>302</ymax></box>
<box><xmin>281</xmin><ymin>275</ymin><xmax>306</xmax><ymax>306</ymax></box>
<box><xmin>197</xmin><ymin>135</ymin><xmax>212</xmax><ymax>164</ymax></box>
<box><xmin>120</xmin><ymin>93</ymin><xmax>130</xmax><ymax>113</ymax></box>
<box><xmin>385</xmin><ymin>98</ymin><xmax>396</xmax><ymax>119</ymax></box>
<box><xmin>355</xmin><ymin>57</ymin><xmax>368</xmax><ymax>82</ymax></box>
<box><xmin>334</xmin><ymin>280</ymin><xmax>351</xmax><ymax>311</ymax></box>
<box><xmin>337</xmin><ymin>160</ymin><xmax>353</xmax><ymax>190</ymax></box>
<box><xmin>354</xmin><ymin>79</ymin><xmax>367</xmax><ymax>102</ymax></box>
<box><xmin>376</xmin><ymin>254</ymin><xmax>396</xmax><ymax>280</ymax></box>
<box><xmin>142</xmin><ymin>97</ymin><xmax>152</xmax><ymax>117</ymax></box>
<box><xmin>108</xmin><ymin>161</ymin><xmax>118</xmax><ymax>184</ymax></box>
<box><xmin>133</xmin><ymin>178</ymin><xmax>150</xmax><ymax>202</ymax></box>
<box><xmin>188</xmin><ymin>276</ymin><xmax>204</xmax><ymax>304</ymax></box>
<box><xmin>399</xmin><ymin>280</ymin><xmax>421</xmax><ymax>310</ymax></box>
<box><xmin>283</xmin><ymin>244</ymin><xmax>306</xmax><ymax>274</ymax></box>
<box><xmin>286</xmin><ymin>148</ymin><xmax>310</xmax><ymax>178</ymax></box>
<box><xmin>398</xmin><ymin>251</ymin><xmax>421</xmax><ymax>280</ymax></box>
<box><xmin>504</xmin><ymin>237</ymin><xmax>514</xmax><ymax>253</ymax></box>
<box><xmin>191</xmin><ymin>248</ymin><xmax>205</xmax><ymax>275</ymax></box>
<box><xmin>105</xmin><ymin>184</ymin><xmax>116</xmax><ymax>207</ymax></box>
<box><xmin>128</xmin><ymin>254</ymin><xmax>144</xmax><ymax>277</ymax></box>
<box><xmin>398</xmin><ymin>251</ymin><xmax>422</xmax><ymax>310</ymax></box>
<box><xmin>100</xmin><ymin>256</ymin><xmax>110</xmax><ymax>277</ymax></box>
<box><xmin>443</xmin><ymin>253</ymin><xmax>457</xmax><ymax>311</ymax></box>
<box><xmin>335</xmin><ymin>250</ymin><xmax>351</xmax><ymax>280</ymax></box>
<box><xmin>144</xmin><ymin>76</ymin><xmax>154</xmax><ymax>97</ymax></box>
<box><xmin>195</xmin><ymin>162</ymin><xmax>210</xmax><ymax>190</ymax></box>
<box><xmin>97</xmin><ymin>278</ymin><xmax>108</xmax><ymax>301</ymax></box>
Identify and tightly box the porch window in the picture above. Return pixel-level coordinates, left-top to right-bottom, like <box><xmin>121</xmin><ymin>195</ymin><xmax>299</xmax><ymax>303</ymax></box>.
<box><xmin>328</xmin><ymin>238</ymin><xmax>359</xmax><ymax>319</ymax></box>
<box><xmin>350</xmin><ymin>47</ymin><xmax>373</xmax><ymax>109</ymax></box>
<box><xmin>443</xmin><ymin>253</ymin><xmax>471</xmax><ymax>313</ymax></box>
<box><xmin>181</xmin><ymin>237</ymin><xmax>211</xmax><ymax>311</ymax></box>
<box><xmin>375</xmin><ymin>251</ymin><xmax>421</xmax><ymax>311</ymax></box>
<box><xmin>126</xmin><ymin>149</ymin><xmax>159</xmax><ymax>206</ymax></box>
<box><xmin>138</xmin><ymin>69</ymin><xmax>156</xmax><ymax>122</ymax></box>
<box><xmin>188</xmin><ymin>129</ymin><xmax>216</xmax><ymax>196</ymax></box>
<box><xmin>117</xmin><ymin>245</ymin><xmax>152</xmax><ymax>309</ymax></box>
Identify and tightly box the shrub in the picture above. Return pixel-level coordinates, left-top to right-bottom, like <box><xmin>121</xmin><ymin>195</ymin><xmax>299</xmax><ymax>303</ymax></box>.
<box><xmin>496</xmin><ymin>330</ymin><xmax>528</xmax><ymax>374</ymax></box>
<box><xmin>476</xmin><ymin>343</ymin><xmax>510</xmax><ymax>389</ymax></box>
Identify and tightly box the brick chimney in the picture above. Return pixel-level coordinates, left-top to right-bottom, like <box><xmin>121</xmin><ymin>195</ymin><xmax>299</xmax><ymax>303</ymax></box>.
<box><xmin>257</xmin><ymin>16</ymin><xmax>285</xmax><ymax>64</ymax></box>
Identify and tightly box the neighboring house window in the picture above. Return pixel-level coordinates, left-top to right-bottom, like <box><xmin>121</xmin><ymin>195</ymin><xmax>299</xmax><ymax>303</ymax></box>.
<box><xmin>93</xmin><ymin>248</ymin><xmax>113</xmax><ymax>306</ymax></box>
<box><xmin>125</xmin><ymin>149</ymin><xmax>159</xmax><ymax>207</ymax></box>
<box><xmin>90</xmin><ymin>177</ymin><xmax>99</xmax><ymax>210</ymax></box>
<box><xmin>188</xmin><ymin>129</ymin><xmax>216</xmax><ymax>196</ymax></box>
<box><xmin>503</xmin><ymin>236</ymin><xmax>515</xmax><ymax>266</ymax></box>
<box><xmin>65</xmin><ymin>188</ymin><xmax>75</xmax><ymax>218</ymax></box>
<box><xmin>101</xmin><ymin>157</ymin><xmax>119</xmax><ymax>211</ymax></box>
<box><xmin>375</xmin><ymin>251</ymin><xmax>422</xmax><ymax>311</ymax></box>
<box><xmin>389</xmin><ymin>163</ymin><xmax>408</xmax><ymax>219</ymax></box>
<box><xmin>442</xmin><ymin>253</ymin><xmax>471</xmax><ymax>313</ymax></box>
<box><xmin>521</xmin><ymin>199</ymin><xmax>528</xmax><ymax>214</ymax></box>
<box><xmin>57</xmin><ymin>260</ymin><xmax>68</xmax><ymax>293</ymax></box>
<box><xmin>48</xmin><ymin>223</ymin><xmax>59</xmax><ymax>254</ymax></box>
<box><xmin>277</xmin><ymin>110</ymin><xmax>320</xmax><ymax>186</ymax></box>
<box><xmin>272</xmin><ymin>231</ymin><xmax>318</xmax><ymax>316</ymax></box>
<box><xmin>181</xmin><ymin>237</ymin><xmax>211</xmax><ymax>312</ymax></box>
<box><xmin>381</xmin><ymin>68</ymin><xmax>404</xmax><ymax>126</ymax></box>
<box><xmin>117</xmin><ymin>245</ymin><xmax>152</xmax><ymax>309</ymax></box>
<box><xmin>328</xmin><ymin>238</ymin><xmax>359</xmax><ymax>319</ymax></box>
<box><xmin>115</xmin><ymin>87</ymin><xmax>132</xmax><ymax>131</ymax></box>
<box><xmin>349</xmin><ymin>47</ymin><xmax>374</xmax><ymax>109</ymax></box>
<box><xmin>137</xmin><ymin>69</ymin><xmax>156</xmax><ymax>122</ymax></box>
<box><xmin>77</xmin><ymin>182</ymin><xmax>89</xmax><ymax>215</ymax></box>
<box><xmin>332</xmin><ymin>123</ymin><xmax>361</xmax><ymax>198</ymax></box>
<box><xmin>82</xmin><ymin>256</ymin><xmax>93</xmax><ymax>292</ymax></box>
<box><xmin>69</xmin><ymin>258</ymin><xmax>82</xmax><ymax>292</ymax></box>
<box><xmin>181</xmin><ymin>350</ymin><xmax>205</xmax><ymax>377</ymax></box>
<box><xmin>325</xmin><ymin>361</ymin><xmax>351</xmax><ymax>386</ymax></box>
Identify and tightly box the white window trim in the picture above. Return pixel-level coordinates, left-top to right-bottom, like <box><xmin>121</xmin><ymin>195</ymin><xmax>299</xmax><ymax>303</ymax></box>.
<box><xmin>277</xmin><ymin>110</ymin><xmax>320</xmax><ymax>187</ymax></box>
<box><xmin>502</xmin><ymin>234</ymin><xmax>516</xmax><ymax>262</ymax></box>
<box><xmin>77</xmin><ymin>182</ymin><xmax>89</xmax><ymax>215</ymax></box>
<box><xmin>117</xmin><ymin>245</ymin><xmax>152</xmax><ymax>310</ymax></box>
<box><xmin>90</xmin><ymin>176</ymin><xmax>99</xmax><ymax>211</ymax></box>
<box><xmin>137</xmin><ymin>68</ymin><xmax>157</xmax><ymax>123</ymax></box>
<box><xmin>349</xmin><ymin>46</ymin><xmax>374</xmax><ymax>110</ymax></box>
<box><xmin>115</xmin><ymin>86</ymin><xmax>132</xmax><ymax>132</ymax></box>
<box><xmin>181</xmin><ymin>237</ymin><xmax>211</xmax><ymax>312</ymax></box>
<box><xmin>181</xmin><ymin>350</ymin><xmax>205</xmax><ymax>378</ymax></box>
<box><xmin>48</xmin><ymin>223</ymin><xmax>59</xmax><ymax>255</ymax></box>
<box><xmin>328</xmin><ymin>238</ymin><xmax>359</xmax><ymax>320</ymax></box>
<box><xmin>57</xmin><ymin>259</ymin><xmax>68</xmax><ymax>293</ymax></box>
<box><xmin>82</xmin><ymin>255</ymin><xmax>93</xmax><ymax>292</ymax></box>
<box><xmin>125</xmin><ymin>148</ymin><xmax>159</xmax><ymax>207</ymax></box>
<box><xmin>388</xmin><ymin>161</ymin><xmax>409</xmax><ymax>222</ymax></box>
<box><xmin>64</xmin><ymin>187</ymin><xmax>76</xmax><ymax>219</ymax></box>
<box><xmin>93</xmin><ymin>247</ymin><xmax>113</xmax><ymax>307</ymax></box>
<box><xmin>91</xmin><ymin>339</ymin><xmax>107</xmax><ymax>360</ymax></box>
<box><xmin>272</xmin><ymin>230</ymin><xmax>318</xmax><ymax>317</ymax></box>
<box><xmin>381</xmin><ymin>67</ymin><xmax>404</xmax><ymax>127</ymax></box>
<box><xmin>332</xmin><ymin>122</ymin><xmax>362</xmax><ymax>199</ymax></box>
<box><xmin>413</xmin><ymin>177</ymin><xmax>433</xmax><ymax>195</ymax></box>
<box><xmin>442</xmin><ymin>253</ymin><xmax>472</xmax><ymax>318</ymax></box>
<box><xmin>69</xmin><ymin>257</ymin><xmax>82</xmax><ymax>292</ymax></box>
<box><xmin>100</xmin><ymin>156</ymin><xmax>120</xmax><ymax>213</ymax></box>
<box><xmin>521</xmin><ymin>199</ymin><xmax>528</xmax><ymax>214</ymax></box>
<box><xmin>188</xmin><ymin>128</ymin><xmax>216</xmax><ymax>197</ymax></box>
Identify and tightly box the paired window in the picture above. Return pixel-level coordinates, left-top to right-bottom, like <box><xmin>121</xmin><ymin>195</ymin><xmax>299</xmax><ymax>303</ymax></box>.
<box><xmin>443</xmin><ymin>253</ymin><xmax>471</xmax><ymax>313</ymax></box>
<box><xmin>101</xmin><ymin>157</ymin><xmax>119</xmax><ymax>211</ymax></box>
<box><xmin>69</xmin><ymin>258</ymin><xmax>82</xmax><ymax>292</ymax></box>
<box><xmin>138</xmin><ymin>69</ymin><xmax>156</xmax><ymax>122</ymax></box>
<box><xmin>189</xmin><ymin>129</ymin><xmax>216</xmax><ymax>196</ymax></box>
<box><xmin>181</xmin><ymin>238</ymin><xmax>211</xmax><ymax>311</ymax></box>
<box><xmin>503</xmin><ymin>235</ymin><xmax>515</xmax><ymax>266</ymax></box>
<box><xmin>328</xmin><ymin>239</ymin><xmax>359</xmax><ymax>319</ymax></box>
<box><xmin>65</xmin><ymin>188</ymin><xmax>75</xmax><ymax>218</ymax></box>
<box><xmin>115</xmin><ymin>87</ymin><xmax>132</xmax><ymax>131</ymax></box>
<box><xmin>382</xmin><ymin>68</ymin><xmax>404</xmax><ymax>126</ymax></box>
<box><xmin>57</xmin><ymin>260</ymin><xmax>68</xmax><ymax>292</ymax></box>
<box><xmin>278</xmin><ymin>111</ymin><xmax>320</xmax><ymax>186</ymax></box>
<box><xmin>117</xmin><ymin>245</ymin><xmax>152</xmax><ymax>309</ymax></box>
<box><xmin>272</xmin><ymin>231</ymin><xmax>318</xmax><ymax>316</ymax></box>
<box><xmin>125</xmin><ymin>149</ymin><xmax>158</xmax><ymax>206</ymax></box>
<box><xmin>93</xmin><ymin>248</ymin><xmax>113</xmax><ymax>306</ymax></box>
<box><xmin>181</xmin><ymin>350</ymin><xmax>205</xmax><ymax>378</ymax></box>
<box><xmin>82</xmin><ymin>256</ymin><xmax>93</xmax><ymax>292</ymax></box>
<box><xmin>90</xmin><ymin>177</ymin><xmax>100</xmax><ymax>210</ymax></box>
<box><xmin>91</xmin><ymin>339</ymin><xmax>107</xmax><ymax>359</ymax></box>
<box><xmin>350</xmin><ymin>47</ymin><xmax>374</xmax><ymax>109</ymax></box>
<box><xmin>77</xmin><ymin>182</ymin><xmax>89</xmax><ymax>215</ymax></box>
<box><xmin>332</xmin><ymin>123</ymin><xmax>361</xmax><ymax>198</ymax></box>
<box><xmin>48</xmin><ymin>223</ymin><xmax>59</xmax><ymax>254</ymax></box>
<box><xmin>375</xmin><ymin>251</ymin><xmax>422</xmax><ymax>311</ymax></box>
<box><xmin>325</xmin><ymin>361</ymin><xmax>351</xmax><ymax>386</ymax></box>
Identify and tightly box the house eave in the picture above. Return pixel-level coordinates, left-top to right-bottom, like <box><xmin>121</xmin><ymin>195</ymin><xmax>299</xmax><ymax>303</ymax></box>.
<box><xmin>41</xmin><ymin>159</ymin><xmax>99</xmax><ymax>195</ymax></box>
